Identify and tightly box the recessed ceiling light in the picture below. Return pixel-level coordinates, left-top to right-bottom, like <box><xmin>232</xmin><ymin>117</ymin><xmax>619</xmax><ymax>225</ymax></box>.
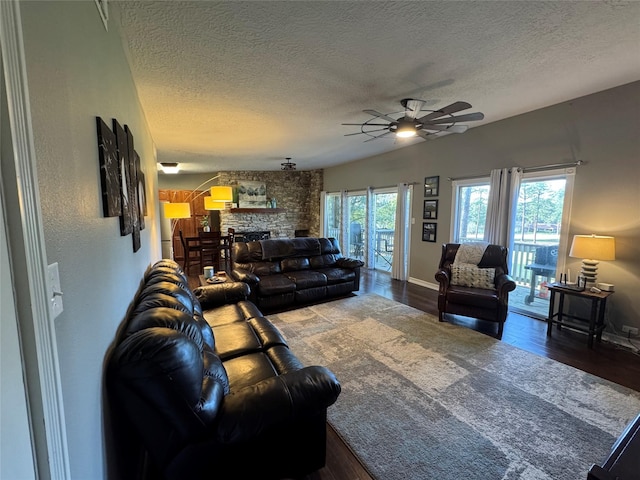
<box><xmin>159</xmin><ymin>162</ymin><xmax>179</xmax><ymax>174</ymax></box>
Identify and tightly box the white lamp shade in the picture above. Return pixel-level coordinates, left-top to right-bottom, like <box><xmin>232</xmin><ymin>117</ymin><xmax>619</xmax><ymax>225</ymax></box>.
<box><xmin>569</xmin><ymin>235</ymin><xmax>615</xmax><ymax>261</ymax></box>
<box><xmin>163</xmin><ymin>202</ymin><xmax>191</xmax><ymax>219</ymax></box>
<box><xmin>210</xmin><ymin>186</ymin><xmax>233</xmax><ymax>202</ymax></box>
<box><xmin>204</xmin><ymin>197</ymin><xmax>226</xmax><ymax>210</ymax></box>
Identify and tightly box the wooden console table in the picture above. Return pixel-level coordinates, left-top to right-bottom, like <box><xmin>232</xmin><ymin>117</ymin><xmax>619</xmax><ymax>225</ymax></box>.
<box><xmin>546</xmin><ymin>284</ymin><xmax>613</xmax><ymax>348</ymax></box>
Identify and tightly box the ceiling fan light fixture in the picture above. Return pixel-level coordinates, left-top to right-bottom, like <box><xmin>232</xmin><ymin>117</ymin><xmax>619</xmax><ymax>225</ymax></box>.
<box><xmin>396</xmin><ymin>126</ymin><xmax>417</xmax><ymax>138</ymax></box>
<box><xmin>395</xmin><ymin>121</ymin><xmax>417</xmax><ymax>138</ymax></box>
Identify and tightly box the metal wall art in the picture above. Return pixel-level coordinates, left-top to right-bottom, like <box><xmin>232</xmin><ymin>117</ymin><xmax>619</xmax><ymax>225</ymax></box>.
<box><xmin>96</xmin><ymin>116</ymin><xmax>146</xmax><ymax>252</ymax></box>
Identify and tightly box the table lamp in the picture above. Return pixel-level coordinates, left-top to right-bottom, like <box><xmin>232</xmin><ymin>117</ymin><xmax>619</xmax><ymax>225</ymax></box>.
<box><xmin>569</xmin><ymin>234</ymin><xmax>615</xmax><ymax>285</ymax></box>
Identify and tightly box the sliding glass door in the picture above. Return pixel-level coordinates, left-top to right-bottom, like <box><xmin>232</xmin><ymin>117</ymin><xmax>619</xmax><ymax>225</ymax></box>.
<box><xmin>322</xmin><ymin>187</ymin><xmax>406</xmax><ymax>273</ymax></box>
<box><xmin>452</xmin><ymin>168</ymin><xmax>574</xmax><ymax>318</ymax></box>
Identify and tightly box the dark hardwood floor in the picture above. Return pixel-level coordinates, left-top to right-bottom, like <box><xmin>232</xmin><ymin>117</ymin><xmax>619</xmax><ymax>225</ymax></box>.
<box><xmin>192</xmin><ymin>269</ymin><xmax>640</xmax><ymax>480</ymax></box>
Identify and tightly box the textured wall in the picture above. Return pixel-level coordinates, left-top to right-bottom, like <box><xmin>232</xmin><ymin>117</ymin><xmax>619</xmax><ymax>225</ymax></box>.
<box><xmin>216</xmin><ymin>170</ymin><xmax>323</xmax><ymax>238</ymax></box>
<box><xmin>19</xmin><ymin>2</ymin><xmax>159</xmax><ymax>478</ymax></box>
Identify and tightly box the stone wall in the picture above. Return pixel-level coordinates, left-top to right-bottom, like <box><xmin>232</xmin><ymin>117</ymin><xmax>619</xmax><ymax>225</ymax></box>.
<box><xmin>217</xmin><ymin>170</ymin><xmax>323</xmax><ymax>238</ymax></box>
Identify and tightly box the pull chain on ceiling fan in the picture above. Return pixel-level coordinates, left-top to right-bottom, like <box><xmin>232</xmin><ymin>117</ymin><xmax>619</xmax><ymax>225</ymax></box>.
<box><xmin>343</xmin><ymin>98</ymin><xmax>484</xmax><ymax>142</ymax></box>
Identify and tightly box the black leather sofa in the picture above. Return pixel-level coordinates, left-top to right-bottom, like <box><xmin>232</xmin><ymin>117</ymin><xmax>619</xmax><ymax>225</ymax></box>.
<box><xmin>229</xmin><ymin>237</ymin><xmax>364</xmax><ymax>311</ymax></box>
<box><xmin>106</xmin><ymin>260</ymin><xmax>341</xmax><ymax>480</ymax></box>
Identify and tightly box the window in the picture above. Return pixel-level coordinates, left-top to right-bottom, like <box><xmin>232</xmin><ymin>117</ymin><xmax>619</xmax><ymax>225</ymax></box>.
<box><xmin>451</xmin><ymin>178</ymin><xmax>490</xmax><ymax>243</ymax></box>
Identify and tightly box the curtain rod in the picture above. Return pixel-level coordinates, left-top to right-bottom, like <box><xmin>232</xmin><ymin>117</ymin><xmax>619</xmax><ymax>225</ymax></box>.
<box><xmin>447</xmin><ymin>160</ymin><xmax>583</xmax><ymax>182</ymax></box>
<box><xmin>342</xmin><ymin>181</ymin><xmax>419</xmax><ymax>193</ymax></box>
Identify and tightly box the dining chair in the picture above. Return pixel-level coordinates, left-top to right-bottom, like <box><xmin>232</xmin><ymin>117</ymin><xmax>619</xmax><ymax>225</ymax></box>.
<box><xmin>199</xmin><ymin>231</ymin><xmax>220</xmax><ymax>270</ymax></box>
<box><xmin>179</xmin><ymin>230</ymin><xmax>201</xmax><ymax>274</ymax></box>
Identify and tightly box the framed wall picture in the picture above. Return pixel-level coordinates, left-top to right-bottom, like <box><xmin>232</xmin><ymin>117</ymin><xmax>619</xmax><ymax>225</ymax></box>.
<box><xmin>422</xmin><ymin>222</ymin><xmax>437</xmax><ymax>242</ymax></box>
<box><xmin>424</xmin><ymin>176</ymin><xmax>439</xmax><ymax>197</ymax></box>
<box><xmin>96</xmin><ymin>117</ymin><xmax>121</xmax><ymax>217</ymax></box>
<box><xmin>423</xmin><ymin>199</ymin><xmax>438</xmax><ymax>219</ymax></box>
<box><xmin>113</xmin><ymin>119</ymin><xmax>133</xmax><ymax>236</ymax></box>
<box><xmin>237</xmin><ymin>180</ymin><xmax>267</xmax><ymax>208</ymax></box>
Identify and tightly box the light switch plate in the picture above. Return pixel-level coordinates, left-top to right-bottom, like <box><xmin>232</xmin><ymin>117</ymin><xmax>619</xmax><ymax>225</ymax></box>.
<box><xmin>48</xmin><ymin>262</ymin><xmax>63</xmax><ymax>318</ymax></box>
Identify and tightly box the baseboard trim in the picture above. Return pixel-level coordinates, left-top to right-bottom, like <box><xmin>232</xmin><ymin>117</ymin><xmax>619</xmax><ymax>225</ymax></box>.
<box><xmin>408</xmin><ymin>277</ymin><xmax>439</xmax><ymax>291</ymax></box>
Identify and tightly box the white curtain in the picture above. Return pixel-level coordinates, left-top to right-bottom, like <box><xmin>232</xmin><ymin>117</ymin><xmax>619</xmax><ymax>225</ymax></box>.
<box><xmin>484</xmin><ymin>167</ymin><xmax>522</xmax><ymax>270</ymax></box>
<box><xmin>365</xmin><ymin>187</ymin><xmax>375</xmax><ymax>268</ymax></box>
<box><xmin>339</xmin><ymin>190</ymin><xmax>348</xmax><ymax>255</ymax></box>
<box><xmin>392</xmin><ymin>183</ymin><xmax>410</xmax><ymax>280</ymax></box>
<box><xmin>484</xmin><ymin>168</ymin><xmax>522</xmax><ymax>246</ymax></box>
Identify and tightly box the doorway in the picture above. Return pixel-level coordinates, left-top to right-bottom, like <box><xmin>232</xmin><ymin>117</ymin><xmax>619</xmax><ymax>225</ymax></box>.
<box><xmin>323</xmin><ymin>187</ymin><xmax>404</xmax><ymax>272</ymax></box>
<box><xmin>452</xmin><ymin>168</ymin><xmax>574</xmax><ymax>319</ymax></box>
<box><xmin>509</xmin><ymin>173</ymin><xmax>572</xmax><ymax>318</ymax></box>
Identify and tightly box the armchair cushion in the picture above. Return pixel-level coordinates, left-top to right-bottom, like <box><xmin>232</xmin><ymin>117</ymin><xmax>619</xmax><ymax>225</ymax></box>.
<box><xmin>452</xmin><ymin>242</ymin><xmax>488</xmax><ymax>266</ymax></box>
<box><xmin>450</xmin><ymin>264</ymin><xmax>496</xmax><ymax>290</ymax></box>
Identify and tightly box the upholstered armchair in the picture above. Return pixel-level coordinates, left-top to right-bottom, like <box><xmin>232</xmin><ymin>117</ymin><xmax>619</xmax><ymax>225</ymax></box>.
<box><xmin>435</xmin><ymin>243</ymin><xmax>516</xmax><ymax>339</ymax></box>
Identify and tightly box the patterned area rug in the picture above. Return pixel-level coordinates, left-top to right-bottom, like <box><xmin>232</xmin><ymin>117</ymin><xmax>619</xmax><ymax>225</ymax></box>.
<box><xmin>267</xmin><ymin>294</ymin><xmax>640</xmax><ymax>480</ymax></box>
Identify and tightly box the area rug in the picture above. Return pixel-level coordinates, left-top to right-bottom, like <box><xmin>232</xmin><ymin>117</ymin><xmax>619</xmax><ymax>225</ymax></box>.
<box><xmin>267</xmin><ymin>294</ymin><xmax>640</xmax><ymax>480</ymax></box>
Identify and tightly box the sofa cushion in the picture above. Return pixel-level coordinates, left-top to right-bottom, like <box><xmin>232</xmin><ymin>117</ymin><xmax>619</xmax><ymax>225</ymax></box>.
<box><xmin>309</xmin><ymin>253</ymin><xmax>340</xmax><ymax>268</ymax></box>
<box><xmin>250</xmin><ymin>261</ymin><xmax>282</xmax><ymax>276</ymax></box>
<box><xmin>222</xmin><ymin>352</ymin><xmax>278</xmax><ymax>391</ymax></box>
<box><xmin>212</xmin><ymin>322</ymin><xmax>261</xmax><ymax>360</ymax></box>
<box><xmin>202</xmin><ymin>303</ymin><xmax>247</xmax><ymax>328</ymax></box>
<box><xmin>284</xmin><ymin>270</ymin><xmax>327</xmax><ymax>289</ymax></box>
<box><xmin>451</xmin><ymin>264</ymin><xmax>496</xmax><ymax>290</ymax></box>
<box><xmin>258</xmin><ymin>274</ymin><xmax>296</xmax><ymax>296</ymax></box>
<box><xmin>296</xmin><ymin>286</ymin><xmax>328</xmax><ymax>304</ymax></box>
<box><xmin>249</xmin><ymin>317</ymin><xmax>288</xmax><ymax>349</ymax></box>
<box><xmin>447</xmin><ymin>285</ymin><xmax>499</xmax><ymax>308</ymax></box>
<box><xmin>281</xmin><ymin>257</ymin><xmax>311</xmax><ymax>272</ymax></box>
<box><xmin>316</xmin><ymin>267</ymin><xmax>356</xmax><ymax>285</ymax></box>
<box><xmin>260</xmin><ymin>238</ymin><xmax>321</xmax><ymax>259</ymax></box>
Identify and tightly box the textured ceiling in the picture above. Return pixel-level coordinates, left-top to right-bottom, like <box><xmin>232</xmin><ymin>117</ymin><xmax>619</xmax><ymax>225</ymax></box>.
<box><xmin>116</xmin><ymin>1</ymin><xmax>640</xmax><ymax>173</ymax></box>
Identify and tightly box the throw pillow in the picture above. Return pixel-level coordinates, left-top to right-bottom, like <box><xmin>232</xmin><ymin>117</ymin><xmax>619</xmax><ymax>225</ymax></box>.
<box><xmin>450</xmin><ymin>264</ymin><xmax>496</xmax><ymax>290</ymax></box>
<box><xmin>452</xmin><ymin>242</ymin><xmax>489</xmax><ymax>266</ymax></box>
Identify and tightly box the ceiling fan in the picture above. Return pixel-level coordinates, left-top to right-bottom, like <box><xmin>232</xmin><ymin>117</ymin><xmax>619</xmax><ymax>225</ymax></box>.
<box><xmin>281</xmin><ymin>157</ymin><xmax>296</xmax><ymax>170</ymax></box>
<box><xmin>343</xmin><ymin>99</ymin><xmax>484</xmax><ymax>142</ymax></box>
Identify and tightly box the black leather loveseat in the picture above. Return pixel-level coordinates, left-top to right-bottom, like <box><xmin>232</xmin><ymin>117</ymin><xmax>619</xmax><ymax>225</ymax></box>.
<box><xmin>229</xmin><ymin>237</ymin><xmax>363</xmax><ymax>311</ymax></box>
<box><xmin>106</xmin><ymin>260</ymin><xmax>341</xmax><ymax>480</ymax></box>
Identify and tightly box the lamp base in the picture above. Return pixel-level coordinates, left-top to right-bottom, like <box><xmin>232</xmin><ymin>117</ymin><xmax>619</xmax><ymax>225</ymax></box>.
<box><xmin>581</xmin><ymin>259</ymin><xmax>599</xmax><ymax>285</ymax></box>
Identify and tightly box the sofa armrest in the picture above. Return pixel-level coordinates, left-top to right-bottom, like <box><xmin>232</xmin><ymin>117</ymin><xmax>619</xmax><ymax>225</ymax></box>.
<box><xmin>336</xmin><ymin>257</ymin><xmax>364</xmax><ymax>269</ymax></box>
<box><xmin>230</xmin><ymin>267</ymin><xmax>259</xmax><ymax>285</ymax></box>
<box><xmin>435</xmin><ymin>269</ymin><xmax>451</xmax><ymax>292</ymax></box>
<box><xmin>495</xmin><ymin>273</ymin><xmax>517</xmax><ymax>299</ymax></box>
<box><xmin>193</xmin><ymin>282</ymin><xmax>251</xmax><ymax>309</ymax></box>
<box><xmin>215</xmin><ymin>366</ymin><xmax>341</xmax><ymax>444</ymax></box>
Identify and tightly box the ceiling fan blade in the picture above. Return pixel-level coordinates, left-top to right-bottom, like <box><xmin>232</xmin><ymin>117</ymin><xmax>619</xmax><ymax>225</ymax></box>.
<box><xmin>363</xmin><ymin>109</ymin><xmax>398</xmax><ymax>123</ymax></box>
<box><xmin>424</xmin><ymin>112</ymin><xmax>485</xmax><ymax>124</ymax></box>
<box><xmin>364</xmin><ymin>131</ymin><xmax>393</xmax><ymax>142</ymax></box>
<box><xmin>341</xmin><ymin>123</ymin><xmax>390</xmax><ymax>126</ymax></box>
<box><xmin>420</xmin><ymin>124</ymin><xmax>468</xmax><ymax>133</ymax></box>
<box><xmin>416</xmin><ymin>130</ymin><xmax>436</xmax><ymax>140</ymax></box>
<box><xmin>417</xmin><ymin>101</ymin><xmax>472</xmax><ymax>122</ymax></box>
<box><xmin>344</xmin><ymin>127</ymin><xmax>389</xmax><ymax>136</ymax></box>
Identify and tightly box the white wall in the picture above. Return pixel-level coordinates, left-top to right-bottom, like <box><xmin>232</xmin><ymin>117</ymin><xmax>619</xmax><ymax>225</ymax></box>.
<box><xmin>18</xmin><ymin>2</ymin><xmax>160</xmax><ymax>478</ymax></box>
<box><xmin>324</xmin><ymin>81</ymin><xmax>640</xmax><ymax>334</ymax></box>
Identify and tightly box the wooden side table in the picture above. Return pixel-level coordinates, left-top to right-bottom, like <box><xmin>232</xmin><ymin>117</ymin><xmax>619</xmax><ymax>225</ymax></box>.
<box><xmin>546</xmin><ymin>283</ymin><xmax>613</xmax><ymax>348</ymax></box>
<box><xmin>198</xmin><ymin>273</ymin><xmax>229</xmax><ymax>287</ymax></box>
